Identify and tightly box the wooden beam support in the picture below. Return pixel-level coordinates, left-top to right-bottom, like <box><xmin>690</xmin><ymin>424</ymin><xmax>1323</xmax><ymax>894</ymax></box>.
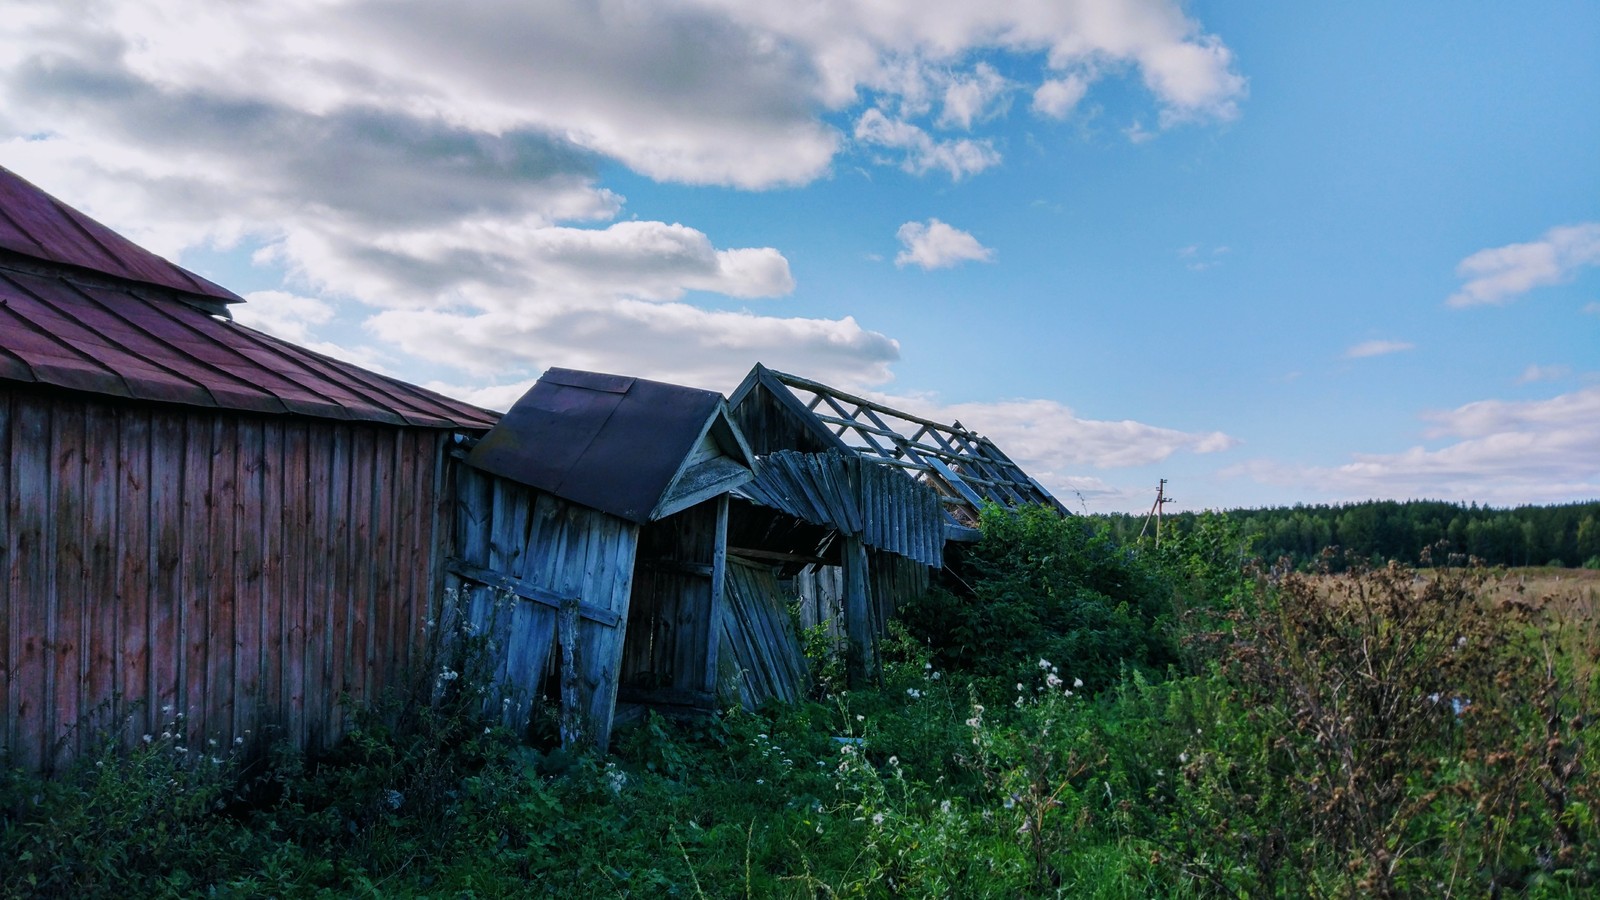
<box><xmin>446</xmin><ymin>559</ymin><xmax>621</xmax><ymax>628</ymax></box>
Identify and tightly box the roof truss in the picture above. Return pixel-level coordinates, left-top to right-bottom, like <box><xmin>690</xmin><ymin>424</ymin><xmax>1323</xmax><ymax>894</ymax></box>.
<box><xmin>746</xmin><ymin>366</ymin><xmax>1067</xmax><ymax>524</ymax></box>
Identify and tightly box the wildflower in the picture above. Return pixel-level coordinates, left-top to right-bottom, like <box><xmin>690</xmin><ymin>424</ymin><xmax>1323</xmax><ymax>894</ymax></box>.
<box><xmin>940</xmin><ymin>799</ymin><xmax>952</xmax><ymax>814</ymax></box>
<box><xmin>438</xmin><ymin>667</ymin><xmax>460</xmax><ymax>682</ymax></box>
<box><xmin>872</xmin><ymin>812</ymin><xmax>885</xmax><ymax>825</ymax></box>
<box><xmin>1038</xmin><ymin>658</ymin><xmax>1050</xmax><ymax>670</ymax></box>
<box><xmin>855</xmin><ymin>714</ymin><xmax>864</xmax><ymax>722</ymax></box>
<box><xmin>1072</xmin><ymin>677</ymin><xmax>1084</xmax><ymax>689</ymax></box>
<box><xmin>161</xmin><ymin>704</ymin><xmax>174</xmax><ymax>715</ymax></box>
<box><xmin>384</xmin><ymin>789</ymin><xmax>405</xmax><ymax>811</ymax></box>
<box><xmin>234</xmin><ymin>736</ymin><xmax>244</xmax><ymax>746</ymax></box>
<box><xmin>1016</xmin><ymin>683</ymin><xmax>1024</xmax><ymax>692</ymax></box>
<box><xmin>1179</xmin><ymin>751</ymin><xmax>1189</xmax><ymax>764</ymax></box>
<box><xmin>756</xmin><ymin>778</ymin><xmax>765</xmax><ymax>785</ymax></box>
<box><xmin>1045</xmin><ymin>672</ymin><xmax>1063</xmax><ymax>689</ymax></box>
<box><xmin>906</xmin><ymin>687</ymin><xmax>921</xmax><ymax>699</ymax></box>
<box><xmin>888</xmin><ymin>756</ymin><xmax>899</xmax><ymax>766</ymax></box>
<box><xmin>923</xmin><ymin>662</ymin><xmax>932</xmax><ymax>670</ymax></box>
<box><xmin>931</xmin><ymin>671</ymin><xmax>941</xmax><ymax>680</ymax></box>
<box><xmin>142</xmin><ymin>734</ymin><xmax>153</xmax><ymax>744</ymax></box>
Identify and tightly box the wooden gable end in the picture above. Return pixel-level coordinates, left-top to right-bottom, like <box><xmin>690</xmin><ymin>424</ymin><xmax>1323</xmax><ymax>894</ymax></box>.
<box><xmin>651</xmin><ymin>401</ymin><xmax>755</xmax><ymax>521</ymax></box>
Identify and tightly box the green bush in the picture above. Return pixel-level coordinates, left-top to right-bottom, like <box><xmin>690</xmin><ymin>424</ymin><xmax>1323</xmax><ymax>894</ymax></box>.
<box><xmin>902</xmin><ymin>504</ymin><xmax>1178</xmax><ymax>693</ymax></box>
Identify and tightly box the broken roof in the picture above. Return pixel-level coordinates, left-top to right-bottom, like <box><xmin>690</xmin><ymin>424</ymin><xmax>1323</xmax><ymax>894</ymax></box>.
<box><xmin>0</xmin><ymin>164</ymin><xmax>499</xmax><ymax>431</ymax></box>
<box><xmin>468</xmin><ymin>368</ymin><xmax>754</xmax><ymax>524</ymax></box>
<box><xmin>729</xmin><ymin>364</ymin><xmax>1067</xmax><ymax>526</ymax></box>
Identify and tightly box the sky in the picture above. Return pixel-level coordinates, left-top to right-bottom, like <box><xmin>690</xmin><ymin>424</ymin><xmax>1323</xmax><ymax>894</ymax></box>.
<box><xmin>2</xmin><ymin>0</ymin><xmax>1596</xmax><ymax>513</ymax></box>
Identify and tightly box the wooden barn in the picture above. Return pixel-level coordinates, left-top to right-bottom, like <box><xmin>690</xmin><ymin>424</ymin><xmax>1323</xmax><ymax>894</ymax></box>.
<box><xmin>453</xmin><ymin>367</ymin><xmax>757</xmax><ymax>749</ymax></box>
<box><xmin>726</xmin><ymin>363</ymin><xmax>1067</xmax><ymax>687</ymax></box>
<box><xmin>0</xmin><ymin>165</ymin><xmax>499</xmax><ymax>772</ymax></box>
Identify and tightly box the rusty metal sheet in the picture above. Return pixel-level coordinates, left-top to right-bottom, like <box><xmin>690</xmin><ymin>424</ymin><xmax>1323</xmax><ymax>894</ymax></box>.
<box><xmin>469</xmin><ymin>367</ymin><xmax>726</xmax><ymax>524</ymax></box>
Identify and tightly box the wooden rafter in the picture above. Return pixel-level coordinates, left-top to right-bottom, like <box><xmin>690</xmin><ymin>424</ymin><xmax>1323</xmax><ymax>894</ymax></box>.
<box><xmin>755</xmin><ymin>367</ymin><xmax>1068</xmax><ymax>522</ymax></box>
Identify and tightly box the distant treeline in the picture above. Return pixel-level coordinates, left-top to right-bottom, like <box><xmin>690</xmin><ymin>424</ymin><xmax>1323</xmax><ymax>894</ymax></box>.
<box><xmin>1096</xmin><ymin>499</ymin><xmax>1600</xmax><ymax>569</ymax></box>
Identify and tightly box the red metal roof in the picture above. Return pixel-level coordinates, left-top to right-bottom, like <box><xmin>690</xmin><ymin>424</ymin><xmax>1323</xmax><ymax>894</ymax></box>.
<box><xmin>0</xmin><ymin>164</ymin><xmax>498</xmax><ymax>431</ymax></box>
<box><xmin>0</xmin><ymin>266</ymin><xmax>500</xmax><ymax>429</ymax></box>
<box><xmin>0</xmin><ymin>165</ymin><xmax>240</xmax><ymax>303</ymax></box>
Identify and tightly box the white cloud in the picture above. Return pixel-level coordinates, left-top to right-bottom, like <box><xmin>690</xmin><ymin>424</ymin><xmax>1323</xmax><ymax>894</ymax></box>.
<box><xmin>1584</xmin><ymin>302</ymin><xmax>1600</xmax><ymax>316</ymax></box>
<box><xmin>1345</xmin><ymin>339</ymin><xmax>1415</xmax><ymax>359</ymax></box>
<box><xmin>1032</xmin><ymin>75</ymin><xmax>1089</xmax><ymax>119</ymax></box>
<box><xmin>1515</xmin><ymin>364</ymin><xmax>1570</xmax><ymax>385</ymax></box>
<box><xmin>875</xmin><ymin>393</ymin><xmax>1238</xmax><ymax>471</ymax></box>
<box><xmin>1447</xmin><ymin>222</ymin><xmax>1600</xmax><ymax>308</ymax></box>
<box><xmin>854</xmin><ymin>108</ymin><xmax>1001</xmax><ymax>179</ymax></box>
<box><xmin>1224</xmin><ymin>387</ymin><xmax>1600</xmax><ymax>506</ymax></box>
<box><xmin>894</xmin><ymin>219</ymin><xmax>995</xmax><ymax>270</ymax></box>
<box><xmin>937</xmin><ymin>62</ymin><xmax>1009</xmax><ymax>129</ymax></box>
<box><xmin>0</xmin><ymin>0</ymin><xmax>1244</xmax><ymax>405</ymax></box>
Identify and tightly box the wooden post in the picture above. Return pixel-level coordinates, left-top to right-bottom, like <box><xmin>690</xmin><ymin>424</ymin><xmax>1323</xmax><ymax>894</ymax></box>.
<box><xmin>842</xmin><ymin>535</ymin><xmax>876</xmax><ymax>687</ymax></box>
<box><xmin>706</xmin><ymin>495</ymin><xmax>729</xmax><ymax>697</ymax></box>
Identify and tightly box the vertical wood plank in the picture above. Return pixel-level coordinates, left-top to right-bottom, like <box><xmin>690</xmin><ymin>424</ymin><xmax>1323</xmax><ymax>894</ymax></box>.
<box><xmin>0</xmin><ymin>395</ymin><xmax>10</xmax><ymax>761</ymax></box>
<box><xmin>82</xmin><ymin>403</ymin><xmax>120</xmax><ymax>754</ymax></box>
<box><xmin>280</xmin><ymin>421</ymin><xmax>310</xmax><ymax>750</ymax></box>
<box><xmin>116</xmin><ymin>412</ymin><xmax>152</xmax><ymax>749</ymax></box>
<box><xmin>259</xmin><ymin>421</ymin><xmax>287</xmax><ymax>746</ymax></box>
<box><xmin>10</xmin><ymin>398</ymin><xmax>53</xmax><ymax>769</ymax></box>
<box><xmin>843</xmin><ymin>536</ymin><xmax>874</xmax><ymax>687</ymax></box>
<box><xmin>148</xmin><ymin>412</ymin><xmax>184</xmax><ymax>740</ymax></box>
<box><xmin>304</xmin><ymin>425</ymin><xmax>333</xmax><ymax>750</ymax></box>
<box><xmin>205</xmin><ymin>416</ymin><xmax>238</xmax><ymax>747</ymax></box>
<box><xmin>346</xmin><ymin>426</ymin><xmax>375</xmax><ymax>706</ymax></box>
<box><xmin>48</xmin><ymin>398</ymin><xmax>84</xmax><ymax>768</ymax></box>
<box><xmin>231</xmin><ymin>417</ymin><xmax>264</xmax><ymax>747</ymax></box>
<box><xmin>706</xmin><ymin>495</ymin><xmax>729</xmax><ymax>695</ymax></box>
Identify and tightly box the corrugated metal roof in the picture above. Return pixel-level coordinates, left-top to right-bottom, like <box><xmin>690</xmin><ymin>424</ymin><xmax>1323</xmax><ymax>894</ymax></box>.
<box><xmin>0</xmin><ymin>165</ymin><xmax>240</xmax><ymax>303</ymax></box>
<box><xmin>468</xmin><ymin>367</ymin><xmax>746</xmax><ymax>523</ymax></box>
<box><xmin>0</xmin><ymin>266</ymin><xmax>500</xmax><ymax>430</ymax></box>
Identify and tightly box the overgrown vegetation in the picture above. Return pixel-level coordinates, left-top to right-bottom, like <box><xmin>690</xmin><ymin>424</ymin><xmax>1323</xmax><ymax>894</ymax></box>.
<box><xmin>4</xmin><ymin>512</ymin><xmax>1597</xmax><ymax>897</ymax></box>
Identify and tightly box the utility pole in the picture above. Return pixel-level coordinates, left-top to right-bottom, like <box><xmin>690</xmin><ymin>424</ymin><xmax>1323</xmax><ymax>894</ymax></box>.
<box><xmin>1138</xmin><ymin>479</ymin><xmax>1173</xmax><ymax>547</ymax></box>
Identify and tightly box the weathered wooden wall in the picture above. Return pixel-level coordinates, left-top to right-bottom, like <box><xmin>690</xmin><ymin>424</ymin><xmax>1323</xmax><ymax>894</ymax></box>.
<box><xmin>718</xmin><ymin>557</ymin><xmax>807</xmax><ymax>708</ymax></box>
<box><xmin>620</xmin><ymin>499</ymin><xmax>724</xmax><ymax>714</ymax></box>
<box><xmin>0</xmin><ymin>388</ymin><xmax>451</xmax><ymax>772</ymax></box>
<box><xmin>450</xmin><ymin>464</ymin><xmax>638</xmax><ymax>750</ymax></box>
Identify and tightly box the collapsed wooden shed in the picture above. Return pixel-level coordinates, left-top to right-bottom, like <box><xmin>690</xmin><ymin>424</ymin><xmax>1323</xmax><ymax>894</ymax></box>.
<box><xmin>0</xmin><ymin>165</ymin><xmax>499</xmax><ymax>772</ymax></box>
<box><xmin>727</xmin><ymin>364</ymin><xmax>1067</xmax><ymax>686</ymax></box>
<box><xmin>453</xmin><ymin>368</ymin><xmax>756</xmax><ymax>749</ymax></box>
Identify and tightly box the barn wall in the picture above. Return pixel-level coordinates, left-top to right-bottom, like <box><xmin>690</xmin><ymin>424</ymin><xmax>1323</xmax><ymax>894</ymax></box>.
<box><xmin>0</xmin><ymin>388</ymin><xmax>452</xmax><ymax>772</ymax></box>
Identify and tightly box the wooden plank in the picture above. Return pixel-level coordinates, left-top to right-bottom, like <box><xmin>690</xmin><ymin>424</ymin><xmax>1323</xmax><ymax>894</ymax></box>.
<box><xmin>114</xmin><ymin>412</ymin><xmax>152</xmax><ymax>749</ymax></box>
<box><xmin>705</xmin><ymin>495</ymin><xmax>729</xmax><ymax>695</ymax></box>
<box><xmin>146</xmin><ymin>413</ymin><xmax>183</xmax><ymax>743</ymax></box>
<box><xmin>282</xmin><ymin>421</ymin><xmax>311</xmax><ymax>748</ymax></box>
<box><xmin>180</xmin><ymin>412</ymin><xmax>214</xmax><ymax>742</ymax></box>
<box><xmin>82</xmin><ymin>403</ymin><xmax>119</xmax><ymax>753</ymax></box>
<box><xmin>370</xmin><ymin>431</ymin><xmax>400</xmax><ymax>702</ymax></box>
<box><xmin>48</xmin><ymin>398</ymin><xmax>84</xmax><ymax>767</ymax></box>
<box><xmin>206</xmin><ymin>415</ymin><xmax>238</xmax><ymax>749</ymax></box>
<box><xmin>842</xmin><ymin>536</ymin><xmax>874</xmax><ymax>687</ymax></box>
<box><xmin>347</xmin><ymin>426</ymin><xmax>375</xmax><ymax>706</ymax></box>
<box><xmin>326</xmin><ymin>425</ymin><xmax>352</xmax><ymax>744</ymax></box>
<box><xmin>0</xmin><ymin>395</ymin><xmax>11</xmax><ymax>761</ymax></box>
<box><xmin>6</xmin><ymin>395</ymin><xmax>51</xmax><ymax>770</ymax></box>
<box><xmin>234</xmin><ymin>417</ymin><xmax>267</xmax><ymax>746</ymax></box>
<box><xmin>304</xmin><ymin>425</ymin><xmax>334</xmax><ymax>750</ymax></box>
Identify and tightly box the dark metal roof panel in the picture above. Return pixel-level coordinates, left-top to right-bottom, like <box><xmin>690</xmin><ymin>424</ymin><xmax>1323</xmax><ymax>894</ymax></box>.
<box><xmin>0</xmin><ymin>164</ymin><xmax>240</xmax><ymax>302</ymax></box>
<box><xmin>0</xmin><ymin>267</ymin><xmax>499</xmax><ymax>430</ymax></box>
<box><xmin>468</xmin><ymin>367</ymin><xmax>728</xmax><ymax>523</ymax></box>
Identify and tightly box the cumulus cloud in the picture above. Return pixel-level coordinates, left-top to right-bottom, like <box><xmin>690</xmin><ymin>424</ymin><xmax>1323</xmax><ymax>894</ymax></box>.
<box><xmin>0</xmin><ymin>0</ymin><xmax>1245</xmax><ymax>398</ymax></box>
<box><xmin>1033</xmin><ymin>75</ymin><xmax>1090</xmax><ymax>118</ymax></box>
<box><xmin>1345</xmin><ymin>339</ymin><xmax>1415</xmax><ymax>359</ymax></box>
<box><xmin>1447</xmin><ymin>222</ymin><xmax>1600</xmax><ymax>308</ymax></box>
<box><xmin>1224</xmin><ymin>387</ymin><xmax>1600</xmax><ymax>506</ymax></box>
<box><xmin>894</xmin><ymin>219</ymin><xmax>995</xmax><ymax>270</ymax></box>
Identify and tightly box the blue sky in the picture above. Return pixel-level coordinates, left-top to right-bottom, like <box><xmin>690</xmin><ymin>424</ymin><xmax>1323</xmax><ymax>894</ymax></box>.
<box><xmin>3</xmin><ymin>1</ymin><xmax>1596</xmax><ymax>512</ymax></box>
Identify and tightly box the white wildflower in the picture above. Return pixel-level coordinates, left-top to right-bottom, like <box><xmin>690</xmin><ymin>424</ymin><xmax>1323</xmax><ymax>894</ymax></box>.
<box><xmin>1072</xmin><ymin>677</ymin><xmax>1084</xmax><ymax>689</ymax></box>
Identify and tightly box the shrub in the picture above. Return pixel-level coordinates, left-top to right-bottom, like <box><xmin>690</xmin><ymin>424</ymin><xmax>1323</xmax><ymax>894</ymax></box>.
<box><xmin>902</xmin><ymin>504</ymin><xmax>1177</xmax><ymax>692</ymax></box>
